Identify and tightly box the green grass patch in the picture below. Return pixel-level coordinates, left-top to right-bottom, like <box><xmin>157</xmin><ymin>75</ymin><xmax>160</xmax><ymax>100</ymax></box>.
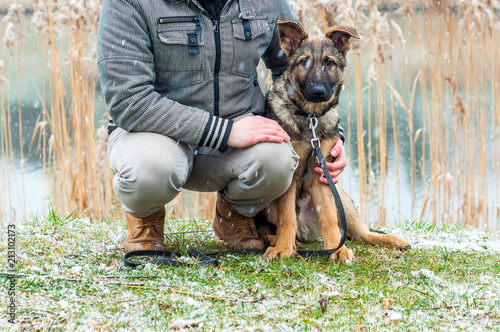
<box><xmin>1</xmin><ymin>214</ymin><xmax>499</xmax><ymax>330</ymax></box>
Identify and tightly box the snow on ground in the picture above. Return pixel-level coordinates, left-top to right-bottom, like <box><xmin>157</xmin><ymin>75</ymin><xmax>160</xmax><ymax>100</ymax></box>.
<box><xmin>1</xmin><ymin>218</ymin><xmax>500</xmax><ymax>330</ymax></box>
<box><xmin>383</xmin><ymin>225</ymin><xmax>500</xmax><ymax>253</ymax></box>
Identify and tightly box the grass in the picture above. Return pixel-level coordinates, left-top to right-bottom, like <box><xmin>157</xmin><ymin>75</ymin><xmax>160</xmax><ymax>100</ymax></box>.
<box><xmin>1</xmin><ymin>213</ymin><xmax>499</xmax><ymax>331</ymax></box>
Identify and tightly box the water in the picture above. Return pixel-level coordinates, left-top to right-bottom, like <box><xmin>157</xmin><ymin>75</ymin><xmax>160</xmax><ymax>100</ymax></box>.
<box><xmin>0</xmin><ymin>158</ymin><xmax>45</xmax><ymax>219</ymax></box>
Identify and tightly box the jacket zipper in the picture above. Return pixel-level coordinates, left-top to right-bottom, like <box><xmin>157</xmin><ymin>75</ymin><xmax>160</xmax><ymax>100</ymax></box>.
<box><xmin>213</xmin><ymin>19</ymin><xmax>221</xmax><ymax>116</ymax></box>
<box><xmin>158</xmin><ymin>16</ymin><xmax>197</xmax><ymax>24</ymax></box>
<box><xmin>158</xmin><ymin>16</ymin><xmax>202</xmax><ymax>35</ymax></box>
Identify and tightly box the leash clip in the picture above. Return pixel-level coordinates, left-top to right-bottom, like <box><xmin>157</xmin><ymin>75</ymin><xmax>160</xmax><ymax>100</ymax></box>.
<box><xmin>309</xmin><ymin>116</ymin><xmax>320</xmax><ymax>148</ymax></box>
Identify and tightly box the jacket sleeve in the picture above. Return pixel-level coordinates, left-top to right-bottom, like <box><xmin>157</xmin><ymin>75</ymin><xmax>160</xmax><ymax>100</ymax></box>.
<box><xmin>96</xmin><ymin>0</ymin><xmax>232</xmax><ymax>152</ymax></box>
<box><xmin>260</xmin><ymin>0</ymin><xmax>298</xmax><ymax>80</ymax></box>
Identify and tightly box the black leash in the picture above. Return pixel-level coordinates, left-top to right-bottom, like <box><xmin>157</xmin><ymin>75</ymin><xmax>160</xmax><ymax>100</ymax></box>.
<box><xmin>123</xmin><ymin>249</ymin><xmax>219</xmax><ymax>268</ymax></box>
<box><xmin>123</xmin><ymin>116</ymin><xmax>348</xmax><ymax>268</ymax></box>
<box><xmin>307</xmin><ymin>116</ymin><xmax>348</xmax><ymax>255</ymax></box>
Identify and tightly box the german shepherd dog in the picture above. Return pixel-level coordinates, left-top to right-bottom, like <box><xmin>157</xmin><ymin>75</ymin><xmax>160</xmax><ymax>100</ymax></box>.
<box><xmin>260</xmin><ymin>21</ymin><xmax>411</xmax><ymax>261</ymax></box>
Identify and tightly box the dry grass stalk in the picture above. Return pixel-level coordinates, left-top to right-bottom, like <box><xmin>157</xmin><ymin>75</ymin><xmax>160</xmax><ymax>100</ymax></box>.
<box><xmin>0</xmin><ymin>60</ymin><xmax>9</xmax><ymax>220</ymax></box>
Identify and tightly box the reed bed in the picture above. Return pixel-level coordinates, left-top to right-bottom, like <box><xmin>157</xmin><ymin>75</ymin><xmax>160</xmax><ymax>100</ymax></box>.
<box><xmin>296</xmin><ymin>0</ymin><xmax>500</xmax><ymax>229</ymax></box>
<box><xmin>0</xmin><ymin>0</ymin><xmax>499</xmax><ymax>229</ymax></box>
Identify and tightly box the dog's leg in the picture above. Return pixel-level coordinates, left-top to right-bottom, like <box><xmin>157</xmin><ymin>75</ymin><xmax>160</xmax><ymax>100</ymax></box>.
<box><xmin>263</xmin><ymin>183</ymin><xmax>297</xmax><ymax>259</ymax></box>
<box><xmin>339</xmin><ymin>190</ymin><xmax>411</xmax><ymax>250</ymax></box>
<box><xmin>311</xmin><ymin>184</ymin><xmax>354</xmax><ymax>262</ymax></box>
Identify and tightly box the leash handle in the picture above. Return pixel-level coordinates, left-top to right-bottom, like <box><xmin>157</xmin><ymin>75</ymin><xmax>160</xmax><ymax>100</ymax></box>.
<box><xmin>124</xmin><ymin>249</ymin><xmax>219</xmax><ymax>268</ymax></box>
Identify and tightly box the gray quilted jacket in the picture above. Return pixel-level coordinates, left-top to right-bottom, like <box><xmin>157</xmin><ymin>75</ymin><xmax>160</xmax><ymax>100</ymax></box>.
<box><xmin>97</xmin><ymin>0</ymin><xmax>297</xmax><ymax>152</ymax></box>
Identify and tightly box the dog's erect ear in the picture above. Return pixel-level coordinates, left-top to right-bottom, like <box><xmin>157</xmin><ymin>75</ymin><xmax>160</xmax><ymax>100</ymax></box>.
<box><xmin>277</xmin><ymin>20</ymin><xmax>308</xmax><ymax>57</ymax></box>
<box><xmin>326</xmin><ymin>26</ymin><xmax>360</xmax><ymax>56</ymax></box>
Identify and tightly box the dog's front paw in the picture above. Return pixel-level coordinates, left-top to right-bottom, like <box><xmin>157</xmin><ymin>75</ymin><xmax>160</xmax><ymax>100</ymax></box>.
<box><xmin>264</xmin><ymin>245</ymin><xmax>295</xmax><ymax>259</ymax></box>
<box><xmin>329</xmin><ymin>247</ymin><xmax>354</xmax><ymax>262</ymax></box>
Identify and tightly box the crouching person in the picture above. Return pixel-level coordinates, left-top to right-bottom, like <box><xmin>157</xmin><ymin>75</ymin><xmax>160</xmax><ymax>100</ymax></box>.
<box><xmin>96</xmin><ymin>0</ymin><xmax>346</xmax><ymax>252</ymax></box>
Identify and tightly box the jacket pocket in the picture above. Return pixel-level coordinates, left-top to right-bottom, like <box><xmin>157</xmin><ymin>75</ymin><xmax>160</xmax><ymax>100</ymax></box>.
<box><xmin>154</xmin><ymin>23</ymin><xmax>205</xmax><ymax>87</ymax></box>
<box><xmin>230</xmin><ymin>17</ymin><xmax>271</xmax><ymax>77</ymax></box>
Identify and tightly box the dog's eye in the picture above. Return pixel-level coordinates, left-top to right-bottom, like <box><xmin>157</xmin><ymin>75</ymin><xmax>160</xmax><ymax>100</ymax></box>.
<box><xmin>325</xmin><ymin>59</ymin><xmax>335</xmax><ymax>67</ymax></box>
<box><xmin>300</xmin><ymin>58</ymin><xmax>310</xmax><ymax>67</ymax></box>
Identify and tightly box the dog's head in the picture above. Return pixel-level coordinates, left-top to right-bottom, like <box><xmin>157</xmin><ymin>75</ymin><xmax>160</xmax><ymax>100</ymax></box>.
<box><xmin>277</xmin><ymin>21</ymin><xmax>359</xmax><ymax>116</ymax></box>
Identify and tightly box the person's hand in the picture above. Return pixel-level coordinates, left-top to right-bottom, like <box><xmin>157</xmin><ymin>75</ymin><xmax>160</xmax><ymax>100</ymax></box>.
<box><xmin>314</xmin><ymin>139</ymin><xmax>347</xmax><ymax>184</ymax></box>
<box><xmin>227</xmin><ymin>115</ymin><xmax>290</xmax><ymax>148</ymax></box>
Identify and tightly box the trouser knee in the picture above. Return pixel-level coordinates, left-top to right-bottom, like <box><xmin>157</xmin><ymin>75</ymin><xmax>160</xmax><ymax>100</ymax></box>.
<box><xmin>256</xmin><ymin>144</ymin><xmax>298</xmax><ymax>196</ymax></box>
<box><xmin>108</xmin><ymin>130</ymin><xmax>192</xmax><ymax>217</ymax></box>
<box><xmin>112</xmin><ymin>160</ymin><xmax>182</xmax><ymax>216</ymax></box>
<box><xmin>226</xmin><ymin>142</ymin><xmax>299</xmax><ymax>216</ymax></box>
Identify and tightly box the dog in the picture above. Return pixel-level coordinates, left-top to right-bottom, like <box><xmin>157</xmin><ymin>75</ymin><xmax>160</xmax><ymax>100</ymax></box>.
<box><xmin>259</xmin><ymin>21</ymin><xmax>411</xmax><ymax>261</ymax></box>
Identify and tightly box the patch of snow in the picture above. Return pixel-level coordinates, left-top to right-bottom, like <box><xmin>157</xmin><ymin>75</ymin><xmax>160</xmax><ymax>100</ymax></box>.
<box><xmin>386</xmin><ymin>310</ymin><xmax>403</xmax><ymax>321</ymax></box>
<box><xmin>413</xmin><ymin>238</ymin><xmax>500</xmax><ymax>252</ymax></box>
<box><xmin>411</xmin><ymin>268</ymin><xmax>443</xmax><ymax>284</ymax></box>
<box><xmin>326</xmin><ymin>289</ymin><xmax>341</xmax><ymax>297</ymax></box>
<box><xmin>310</xmin><ymin>272</ymin><xmax>331</xmax><ymax>285</ymax></box>
<box><xmin>470</xmin><ymin>309</ymin><xmax>486</xmax><ymax>318</ymax></box>
<box><xmin>386</xmin><ymin>226</ymin><xmax>500</xmax><ymax>253</ymax></box>
<box><xmin>169</xmin><ymin>319</ymin><xmax>202</xmax><ymax>330</ymax></box>
<box><xmin>58</xmin><ymin>299</ymin><xmax>69</xmax><ymax>309</ymax></box>
<box><xmin>183</xmin><ymin>297</ymin><xmax>201</xmax><ymax>307</ymax></box>
<box><xmin>390</xmin><ymin>281</ymin><xmax>404</xmax><ymax>290</ymax></box>
<box><xmin>70</xmin><ymin>265</ymin><xmax>82</xmax><ymax>272</ymax></box>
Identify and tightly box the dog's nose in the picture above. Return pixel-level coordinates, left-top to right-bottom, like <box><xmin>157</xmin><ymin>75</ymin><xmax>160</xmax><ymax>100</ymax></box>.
<box><xmin>310</xmin><ymin>85</ymin><xmax>326</xmax><ymax>98</ymax></box>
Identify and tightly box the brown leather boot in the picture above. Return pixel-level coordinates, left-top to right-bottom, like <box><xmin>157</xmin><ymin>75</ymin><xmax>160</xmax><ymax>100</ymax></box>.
<box><xmin>124</xmin><ymin>207</ymin><xmax>167</xmax><ymax>253</ymax></box>
<box><xmin>212</xmin><ymin>195</ymin><xmax>265</xmax><ymax>250</ymax></box>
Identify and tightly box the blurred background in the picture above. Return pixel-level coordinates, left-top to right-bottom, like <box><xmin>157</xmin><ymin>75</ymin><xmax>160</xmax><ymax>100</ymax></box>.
<box><xmin>1</xmin><ymin>0</ymin><xmax>499</xmax><ymax>230</ymax></box>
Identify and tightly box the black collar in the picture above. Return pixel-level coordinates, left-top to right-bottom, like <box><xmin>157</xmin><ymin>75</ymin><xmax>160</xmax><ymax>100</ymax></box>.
<box><xmin>291</xmin><ymin>98</ymin><xmax>333</xmax><ymax>118</ymax></box>
<box><xmin>290</xmin><ymin>98</ymin><xmax>311</xmax><ymax>117</ymax></box>
<box><xmin>294</xmin><ymin>108</ymin><xmax>310</xmax><ymax>117</ymax></box>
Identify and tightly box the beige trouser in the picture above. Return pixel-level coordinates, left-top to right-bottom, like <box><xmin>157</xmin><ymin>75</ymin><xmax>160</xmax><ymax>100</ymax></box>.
<box><xmin>107</xmin><ymin>128</ymin><xmax>299</xmax><ymax>218</ymax></box>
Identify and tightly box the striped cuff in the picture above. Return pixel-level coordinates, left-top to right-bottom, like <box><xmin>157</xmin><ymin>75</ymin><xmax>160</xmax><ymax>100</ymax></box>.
<box><xmin>337</xmin><ymin>124</ymin><xmax>345</xmax><ymax>143</ymax></box>
<box><xmin>108</xmin><ymin>117</ymin><xmax>118</xmax><ymax>135</ymax></box>
<box><xmin>199</xmin><ymin>115</ymin><xmax>234</xmax><ymax>152</ymax></box>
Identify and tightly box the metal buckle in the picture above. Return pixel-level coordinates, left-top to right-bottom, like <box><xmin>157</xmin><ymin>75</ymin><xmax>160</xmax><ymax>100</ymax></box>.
<box><xmin>309</xmin><ymin>116</ymin><xmax>320</xmax><ymax>148</ymax></box>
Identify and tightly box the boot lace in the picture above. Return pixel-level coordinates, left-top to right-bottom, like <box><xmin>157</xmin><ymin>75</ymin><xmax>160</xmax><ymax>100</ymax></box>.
<box><xmin>135</xmin><ymin>219</ymin><xmax>159</xmax><ymax>230</ymax></box>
